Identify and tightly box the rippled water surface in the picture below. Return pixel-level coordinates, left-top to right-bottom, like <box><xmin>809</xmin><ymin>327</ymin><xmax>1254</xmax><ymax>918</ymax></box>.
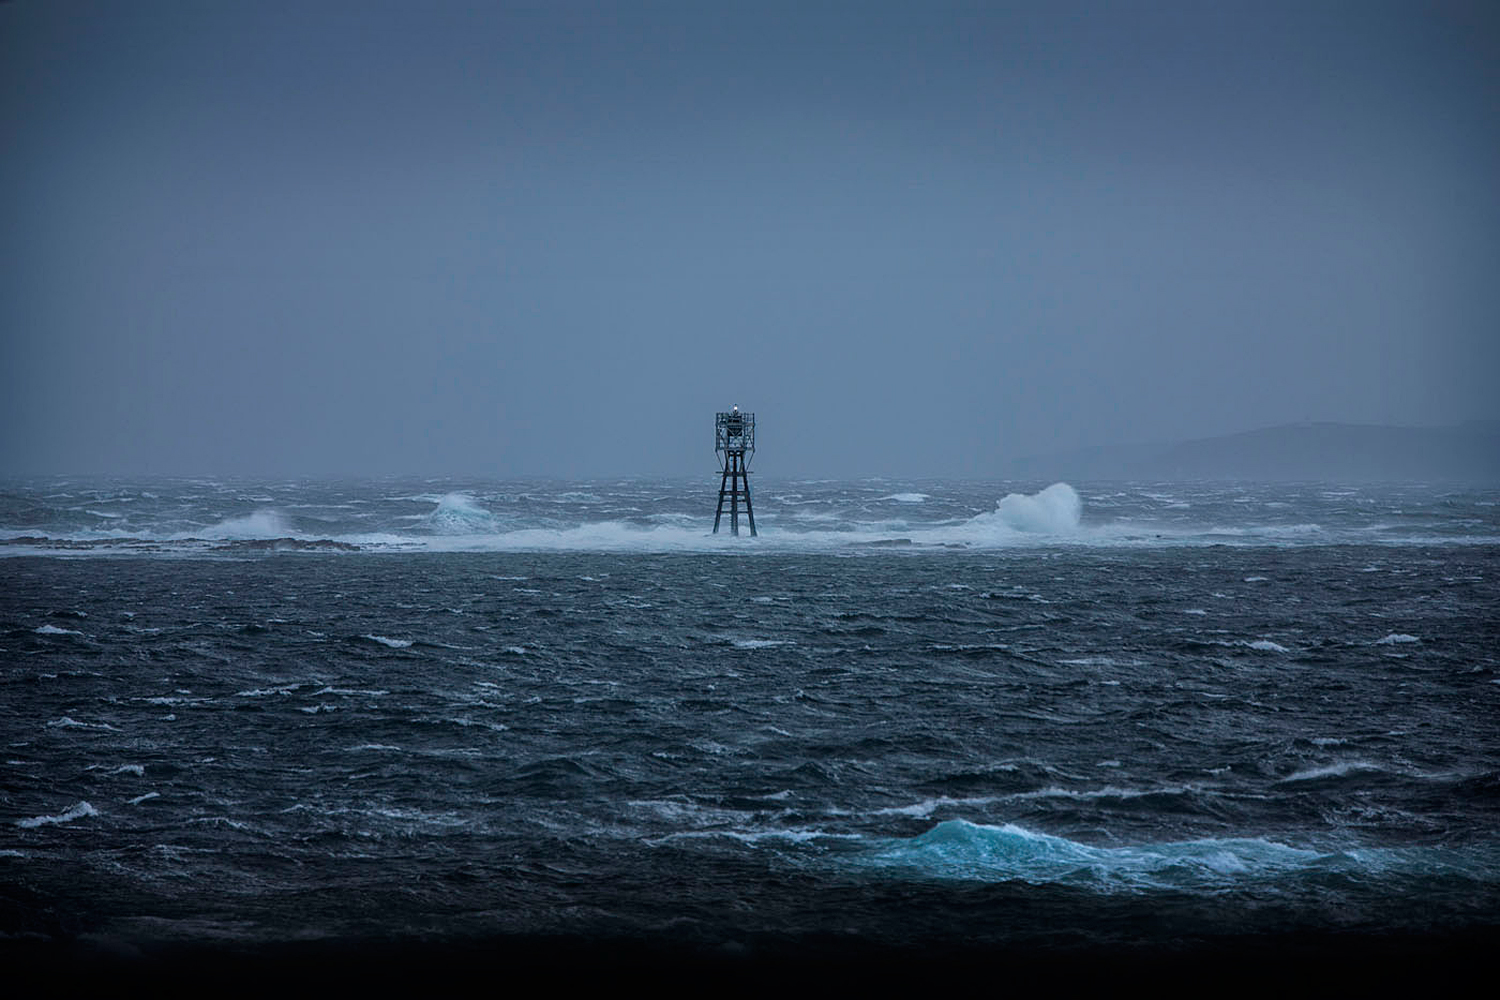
<box><xmin>3</xmin><ymin>479</ymin><xmax>1498</xmax><ymax>966</ymax></box>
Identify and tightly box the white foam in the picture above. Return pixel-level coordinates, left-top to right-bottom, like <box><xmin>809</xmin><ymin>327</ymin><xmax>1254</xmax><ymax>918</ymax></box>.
<box><xmin>1375</xmin><ymin>633</ymin><xmax>1420</xmax><ymax>645</ymax></box>
<box><xmin>657</xmin><ymin>828</ymin><xmax>860</xmax><ymax>846</ymax></box>
<box><xmin>732</xmin><ymin>638</ymin><xmax>793</xmax><ymax>649</ymax></box>
<box><xmin>15</xmin><ymin>479</ymin><xmax>1492</xmax><ymax>558</ymax></box>
<box><xmin>363</xmin><ymin>635</ymin><xmax>412</xmax><ymax>648</ymax></box>
<box><xmin>859</xmin><ymin>819</ymin><xmax>1325</xmax><ymax>889</ymax></box>
<box><xmin>126</xmin><ymin>792</ymin><xmax>159</xmax><ymax>805</ymax></box>
<box><xmin>197</xmin><ymin>510</ymin><xmax>294</xmax><ymax>539</ymax></box>
<box><xmin>45</xmin><ymin>716</ymin><xmax>119</xmax><ymax>730</ymax></box>
<box><xmin>1280</xmin><ymin>762</ymin><xmax>1385</xmax><ymax>782</ymax></box>
<box><xmin>424</xmin><ymin>493</ymin><xmax>500</xmax><ymax>534</ymax></box>
<box><xmin>1248</xmin><ymin>639</ymin><xmax>1289</xmax><ymax>653</ymax></box>
<box><xmin>1013</xmin><ymin>783</ymin><xmax>1200</xmax><ymax>802</ymax></box>
<box><xmin>16</xmin><ymin>801</ymin><xmax>97</xmax><ymax>828</ymax></box>
<box><xmin>34</xmin><ymin>624</ymin><xmax>82</xmax><ymax>636</ymax></box>
<box><xmin>993</xmin><ymin>483</ymin><xmax>1082</xmax><ymax>534</ymax></box>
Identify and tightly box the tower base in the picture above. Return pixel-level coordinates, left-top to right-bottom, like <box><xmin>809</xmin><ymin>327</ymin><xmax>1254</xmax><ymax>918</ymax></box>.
<box><xmin>713</xmin><ymin>452</ymin><xmax>756</xmax><ymax>536</ymax></box>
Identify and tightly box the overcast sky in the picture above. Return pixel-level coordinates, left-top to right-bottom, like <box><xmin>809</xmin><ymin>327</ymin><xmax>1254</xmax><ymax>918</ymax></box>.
<box><xmin>3</xmin><ymin>0</ymin><xmax>1497</xmax><ymax>477</ymax></box>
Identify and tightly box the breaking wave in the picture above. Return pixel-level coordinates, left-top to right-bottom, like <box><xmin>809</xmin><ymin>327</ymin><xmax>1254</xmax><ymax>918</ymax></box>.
<box><xmin>848</xmin><ymin>819</ymin><xmax>1499</xmax><ymax>892</ymax></box>
<box><xmin>16</xmin><ymin>801</ymin><xmax>98</xmax><ymax>828</ymax></box>
<box><xmin>950</xmin><ymin>482</ymin><xmax>1083</xmax><ymax>538</ymax></box>
<box><xmin>5</xmin><ymin>479</ymin><xmax>1495</xmax><ymax>557</ymax></box>
<box><xmin>993</xmin><ymin>482</ymin><xmax>1083</xmax><ymax>534</ymax></box>
<box><xmin>198</xmin><ymin>510</ymin><xmax>295</xmax><ymax>539</ymax></box>
<box><xmin>423</xmin><ymin>493</ymin><xmax>501</xmax><ymax>534</ymax></box>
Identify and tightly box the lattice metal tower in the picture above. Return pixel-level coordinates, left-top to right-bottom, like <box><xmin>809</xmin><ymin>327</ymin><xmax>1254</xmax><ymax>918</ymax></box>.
<box><xmin>713</xmin><ymin>407</ymin><xmax>756</xmax><ymax>536</ymax></box>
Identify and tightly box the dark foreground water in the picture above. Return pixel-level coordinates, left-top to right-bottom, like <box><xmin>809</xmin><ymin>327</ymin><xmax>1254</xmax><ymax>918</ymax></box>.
<box><xmin>3</xmin><ymin>479</ymin><xmax>1498</xmax><ymax>984</ymax></box>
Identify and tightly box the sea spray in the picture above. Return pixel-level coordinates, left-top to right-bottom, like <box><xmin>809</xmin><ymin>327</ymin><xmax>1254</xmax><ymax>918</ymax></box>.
<box><xmin>424</xmin><ymin>493</ymin><xmax>501</xmax><ymax>534</ymax></box>
<box><xmin>4</xmin><ymin>479</ymin><xmax>1497</xmax><ymax>555</ymax></box>
<box><xmin>197</xmin><ymin>510</ymin><xmax>296</xmax><ymax>539</ymax></box>
<box><xmin>995</xmin><ymin>483</ymin><xmax>1082</xmax><ymax>534</ymax></box>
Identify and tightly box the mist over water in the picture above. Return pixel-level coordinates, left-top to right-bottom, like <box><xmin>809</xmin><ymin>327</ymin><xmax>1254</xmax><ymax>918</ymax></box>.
<box><xmin>3</xmin><ymin>479</ymin><xmax>1495</xmax><ymax>555</ymax></box>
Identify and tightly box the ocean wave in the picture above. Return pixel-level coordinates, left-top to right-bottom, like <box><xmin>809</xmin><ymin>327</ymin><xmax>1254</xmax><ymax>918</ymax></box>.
<box><xmin>45</xmin><ymin>716</ymin><xmax>119</xmax><ymax>731</ymax></box>
<box><xmin>1375</xmin><ymin>633</ymin><xmax>1421</xmax><ymax>645</ymax></box>
<box><xmin>4</xmin><ymin>480</ymin><xmax>1497</xmax><ymax>557</ymax></box>
<box><xmin>423</xmin><ymin>493</ymin><xmax>501</xmax><ymax>534</ymax></box>
<box><xmin>33</xmin><ymin>624</ymin><xmax>83</xmax><ymax>636</ymax></box>
<box><xmin>848</xmin><ymin>819</ymin><xmax>1500</xmax><ymax>891</ymax></box>
<box><xmin>995</xmin><ymin>482</ymin><xmax>1083</xmax><ymax>534</ymax></box>
<box><xmin>197</xmin><ymin>510</ymin><xmax>294</xmax><ymax>539</ymax></box>
<box><xmin>16</xmin><ymin>801</ymin><xmax>97</xmax><ymax>828</ymax></box>
<box><xmin>360</xmin><ymin>635</ymin><xmax>412</xmax><ymax>649</ymax></box>
<box><xmin>1279</xmin><ymin>762</ymin><xmax>1389</xmax><ymax>783</ymax></box>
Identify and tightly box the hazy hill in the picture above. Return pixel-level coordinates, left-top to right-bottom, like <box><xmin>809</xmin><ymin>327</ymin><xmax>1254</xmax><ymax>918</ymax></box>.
<box><xmin>1006</xmin><ymin>422</ymin><xmax>1500</xmax><ymax>483</ymax></box>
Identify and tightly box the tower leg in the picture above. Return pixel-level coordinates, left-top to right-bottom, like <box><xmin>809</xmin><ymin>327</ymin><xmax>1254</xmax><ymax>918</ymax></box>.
<box><xmin>743</xmin><ymin>468</ymin><xmax>756</xmax><ymax>537</ymax></box>
<box><xmin>731</xmin><ymin>455</ymin><xmax>740</xmax><ymax>536</ymax></box>
<box><xmin>713</xmin><ymin>465</ymin><xmax>730</xmax><ymax>533</ymax></box>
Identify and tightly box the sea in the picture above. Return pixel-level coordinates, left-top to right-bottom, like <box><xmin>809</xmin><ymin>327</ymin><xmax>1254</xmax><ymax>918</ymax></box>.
<box><xmin>3</xmin><ymin>477</ymin><xmax>1498</xmax><ymax>984</ymax></box>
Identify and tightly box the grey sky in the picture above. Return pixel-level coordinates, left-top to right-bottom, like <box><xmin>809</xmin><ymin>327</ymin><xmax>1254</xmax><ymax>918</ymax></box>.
<box><xmin>3</xmin><ymin>0</ymin><xmax>1497</xmax><ymax>477</ymax></box>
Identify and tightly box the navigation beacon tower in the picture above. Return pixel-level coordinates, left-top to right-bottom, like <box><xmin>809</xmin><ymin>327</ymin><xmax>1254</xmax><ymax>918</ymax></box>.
<box><xmin>713</xmin><ymin>407</ymin><xmax>756</xmax><ymax>536</ymax></box>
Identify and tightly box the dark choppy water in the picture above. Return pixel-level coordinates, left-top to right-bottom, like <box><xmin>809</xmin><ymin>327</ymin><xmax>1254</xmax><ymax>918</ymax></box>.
<box><xmin>3</xmin><ymin>479</ymin><xmax>1498</xmax><ymax>975</ymax></box>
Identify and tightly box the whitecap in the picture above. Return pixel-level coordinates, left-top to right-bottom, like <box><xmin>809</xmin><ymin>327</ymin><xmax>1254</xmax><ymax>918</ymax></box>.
<box><xmin>16</xmin><ymin>801</ymin><xmax>97</xmax><ymax>828</ymax></box>
<box><xmin>235</xmin><ymin>685</ymin><xmax>298</xmax><ymax>697</ymax></box>
<box><xmin>196</xmin><ymin>510</ymin><xmax>295</xmax><ymax>539</ymax></box>
<box><xmin>855</xmin><ymin>819</ymin><xmax>1326</xmax><ymax>889</ymax></box>
<box><xmin>34</xmin><ymin>624</ymin><xmax>82</xmax><ymax>636</ymax></box>
<box><xmin>45</xmin><ymin>716</ymin><xmax>119</xmax><ymax>731</ymax></box>
<box><xmin>363</xmin><ymin>635</ymin><xmax>412</xmax><ymax>649</ymax></box>
<box><xmin>1375</xmin><ymin>633</ymin><xmax>1420</xmax><ymax>645</ymax></box>
<box><xmin>1280</xmin><ymin>762</ymin><xmax>1385</xmax><ymax>783</ymax></box>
